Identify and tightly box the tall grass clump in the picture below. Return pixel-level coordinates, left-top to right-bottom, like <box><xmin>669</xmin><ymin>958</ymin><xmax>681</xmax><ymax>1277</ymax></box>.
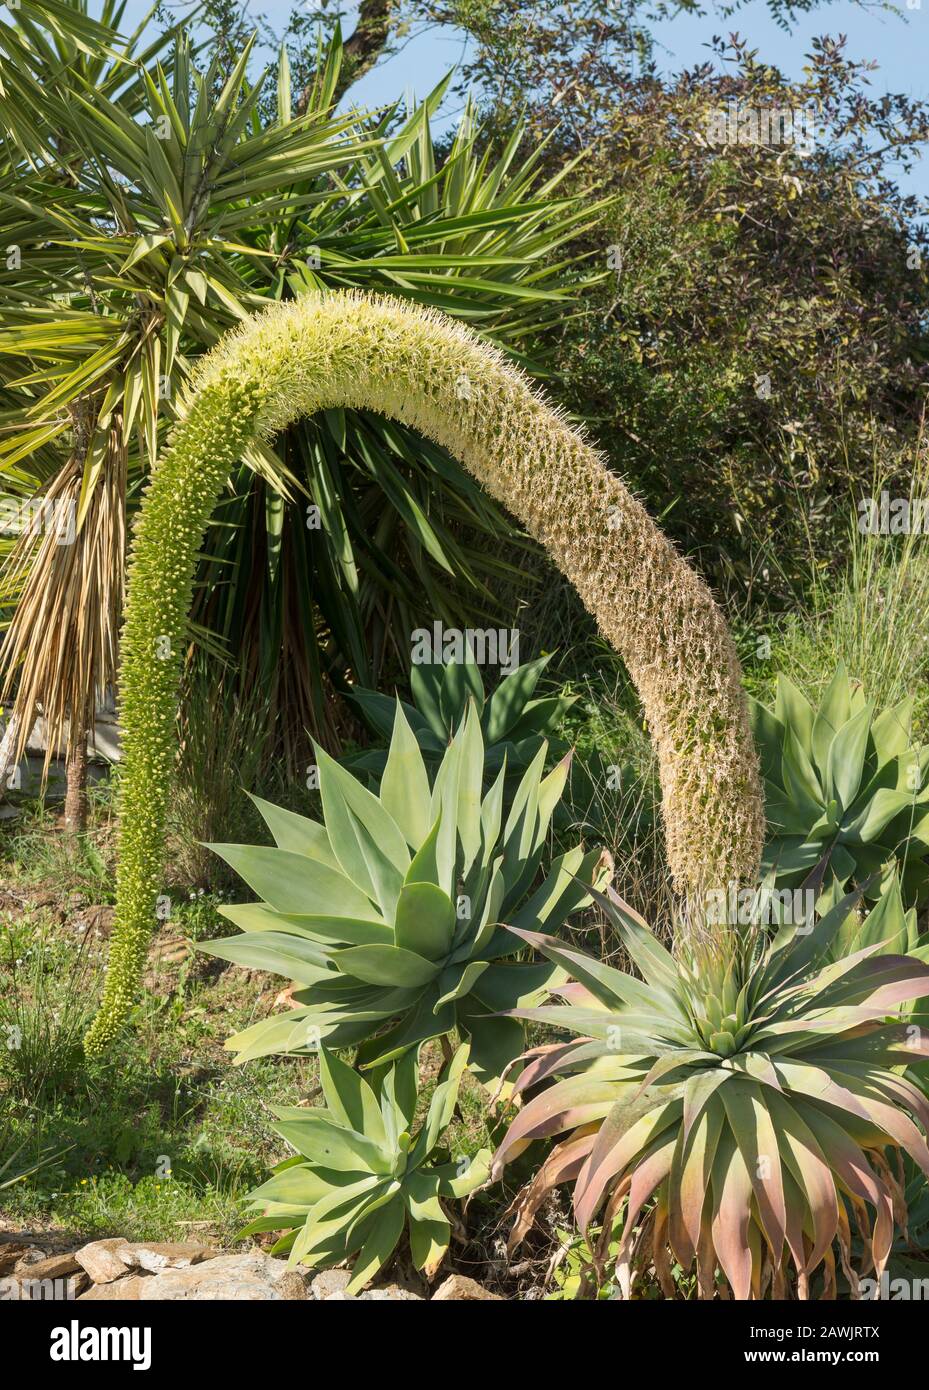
<box><xmin>744</xmin><ymin>430</ymin><xmax>929</xmax><ymax>728</ymax></box>
<box><xmin>167</xmin><ymin>663</ymin><xmax>281</xmax><ymax>893</ymax></box>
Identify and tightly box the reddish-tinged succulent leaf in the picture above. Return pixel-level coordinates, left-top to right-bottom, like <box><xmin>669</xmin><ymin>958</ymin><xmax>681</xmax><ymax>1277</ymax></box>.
<box><xmin>720</xmin><ymin>1080</ymin><xmax>787</xmax><ymax>1257</ymax></box>
<box><xmin>632</xmin><ymin>1049</ymin><xmax>718</xmax><ymax>1103</ymax></box>
<box><xmin>676</xmin><ymin>1093</ymin><xmax>724</xmax><ymax>1261</ymax></box>
<box><xmin>682</xmin><ymin>1066</ymin><xmax>730</xmax><ymax>1144</ymax></box>
<box><xmin>506</xmin><ymin>1130</ymin><xmax>598</xmax><ymax>1254</ymax></box>
<box><xmin>866</xmin><ymin>1069</ymin><xmax>929</xmax><ymax>1137</ymax></box>
<box><xmin>845</xmin><ymin>1089</ymin><xmax>929</xmax><ymax>1179</ymax></box>
<box><xmin>574</xmin><ymin>1095</ymin><xmax>680</xmax><ymax>1234</ymax></box>
<box><xmin>781</xmin><ymin>1169</ymin><xmax>810</xmax><ymax>1294</ymax></box>
<box><xmin>824</xmin><ymin>955</ymin><xmax>929</xmax><ymax>1011</ymax></box>
<box><xmin>767</xmin><ymin>1092</ymin><xmax>839</xmax><ymax>1273</ymax></box>
<box><xmin>506</xmin><ymin>926</ymin><xmax>669</xmax><ymax>1013</ymax></box>
<box><xmin>772</xmin><ymin>1058</ymin><xmax>874</xmax><ymax>1128</ymax></box>
<box><xmin>614</xmin><ymin>1134</ymin><xmax>675</xmax><ymax>1298</ymax></box>
<box><xmin>491</xmin><ymin>1075</ymin><xmax>621</xmax><ymax>1176</ymax></box>
<box><xmin>711</xmin><ymin>1133</ymin><xmax>754</xmax><ymax>1302</ymax></box>
<box><xmin>730</xmin><ymin>1051</ymin><xmax>784</xmax><ymax>1091</ymax></box>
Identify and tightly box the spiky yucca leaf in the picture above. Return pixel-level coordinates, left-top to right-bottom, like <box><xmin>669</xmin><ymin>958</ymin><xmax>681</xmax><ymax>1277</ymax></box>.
<box><xmin>750</xmin><ymin>663</ymin><xmax>929</xmax><ymax>906</ymax></box>
<box><xmin>240</xmin><ymin>1044</ymin><xmax>489</xmax><ymax>1293</ymax></box>
<box><xmin>198</xmin><ymin>700</ymin><xmax>609</xmax><ymax>1085</ymax></box>
<box><xmin>493</xmin><ymin>884</ymin><xmax>929</xmax><ymax>1299</ymax></box>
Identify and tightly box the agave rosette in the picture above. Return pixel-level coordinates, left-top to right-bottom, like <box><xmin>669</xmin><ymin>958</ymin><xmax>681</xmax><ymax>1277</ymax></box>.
<box><xmin>240</xmin><ymin>1044</ymin><xmax>489</xmax><ymax>1293</ymax></box>
<box><xmin>750</xmin><ymin>663</ymin><xmax>929</xmax><ymax>905</ymax></box>
<box><xmin>199</xmin><ymin>701</ymin><xmax>608</xmax><ymax>1082</ymax></box>
<box><xmin>349</xmin><ymin>651</ymin><xmax>576</xmax><ymax>775</ymax></box>
<box><xmin>493</xmin><ymin>884</ymin><xmax>929</xmax><ymax>1299</ymax></box>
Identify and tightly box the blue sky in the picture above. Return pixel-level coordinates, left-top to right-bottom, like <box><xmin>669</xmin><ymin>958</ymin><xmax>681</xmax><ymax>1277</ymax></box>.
<box><xmin>167</xmin><ymin>1</ymin><xmax>927</xmax><ymax>198</ymax></box>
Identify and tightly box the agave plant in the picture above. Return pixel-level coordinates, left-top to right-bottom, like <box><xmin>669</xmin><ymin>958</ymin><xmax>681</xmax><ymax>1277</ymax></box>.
<box><xmin>493</xmin><ymin>884</ymin><xmax>929</xmax><ymax>1299</ymax></box>
<box><xmin>239</xmin><ymin>1044</ymin><xmax>489</xmax><ymax>1293</ymax></box>
<box><xmin>348</xmin><ymin>651</ymin><xmax>577</xmax><ymax>775</ymax></box>
<box><xmin>198</xmin><ymin>700</ymin><xmax>609</xmax><ymax>1084</ymax></box>
<box><xmin>750</xmin><ymin>663</ymin><xmax>929</xmax><ymax>906</ymax></box>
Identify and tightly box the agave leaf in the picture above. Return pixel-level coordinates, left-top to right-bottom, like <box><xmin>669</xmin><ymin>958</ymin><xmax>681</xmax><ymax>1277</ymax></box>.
<box><xmin>574</xmin><ymin>1093</ymin><xmax>681</xmax><ymax>1234</ymax></box>
<box><xmin>218</xmin><ymin>903</ymin><xmax>391</xmax><ymax>946</ymax></box>
<box><xmin>380</xmin><ymin>702</ymin><xmax>432</xmax><ymax>848</ymax></box>
<box><xmin>208</xmin><ymin>843</ymin><xmax>375</xmax><ymax>919</ymax></box>
<box><xmin>317</xmin><ymin>1048</ymin><xmax>387</xmax><ymax>1149</ymax></box>
<box><xmin>871</xmin><ymin>697</ymin><xmax>916</xmax><ymax>762</ymax></box>
<box><xmin>456</xmin><ymin>1002</ymin><xmax>526</xmax><ymax>1090</ymax></box>
<box><xmin>483</xmin><ymin>653</ymin><xmax>550</xmax><ymax>743</ymax></box>
<box><xmin>195</xmin><ymin>930</ymin><xmax>332</xmax><ymax>986</ymax></box>
<box><xmin>845</xmin><ymin>788</ymin><xmax>919</xmax><ymax>844</ymax></box>
<box><xmin>269</xmin><ymin>1109</ymin><xmax>391</xmax><ymax>1174</ymax></box>
<box><xmin>434</xmin><ymin>960</ymin><xmax>489</xmax><ymax>1012</ymax></box>
<box><xmin>394</xmin><ymin>882</ymin><xmax>456</xmax><ymax>962</ymax></box>
<box><xmin>598</xmin><ymin>884</ymin><xmax>679</xmax><ymax>992</ymax></box>
<box><xmin>710</xmin><ymin>1129</ymin><xmax>754</xmax><ymax>1300</ymax></box>
<box><xmin>333</xmin><ymin>943</ymin><xmax>439</xmax><ymax>989</ymax></box>
<box><xmin>326</xmin><ymin>1194</ymin><xmax>405</xmax><ymax>1291</ymax></box>
<box><xmin>506</xmin><ymin>925</ymin><xmax>670</xmax><ymax>1015</ymax></box>
<box><xmin>720</xmin><ymin>1078</ymin><xmax>787</xmax><ymax>1257</ymax></box>
<box><xmin>826</xmin><ymin>703</ymin><xmax>873</xmax><ymax>809</ymax></box>
<box><xmin>317</xmin><ymin>746</ymin><xmax>411</xmax><ymax>891</ymax></box>
<box><xmin>811</xmin><ymin>663</ymin><xmax>852</xmax><ymax>768</ymax></box>
<box><xmin>672</xmin><ymin>1091</ymin><xmax>725</xmax><ymax>1265</ymax></box>
<box><xmin>247</xmin><ymin>794</ymin><xmax>339</xmax><ymax>867</ymax></box>
<box><xmin>775</xmin><ymin>674</ymin><xmax>816</xmax><ymax>754</ymax></box>
<box><xmin>766</xmin><ymin>1091</ymin><xmax>838</xmax><ymax>1274</ymax></box>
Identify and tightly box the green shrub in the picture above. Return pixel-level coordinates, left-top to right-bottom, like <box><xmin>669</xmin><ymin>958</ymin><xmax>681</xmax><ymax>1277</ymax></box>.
<box><xmin>238</xmin><ymin>1044</ymin><xmax>488</xmax><ymax>1293</ymax></box>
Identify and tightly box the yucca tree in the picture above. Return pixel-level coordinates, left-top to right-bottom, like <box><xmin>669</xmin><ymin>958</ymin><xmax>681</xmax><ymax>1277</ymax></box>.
<box><xmin>0</xmin><ymin>2</ymin><xmax>603</xmax><ymax>820</ymax></box>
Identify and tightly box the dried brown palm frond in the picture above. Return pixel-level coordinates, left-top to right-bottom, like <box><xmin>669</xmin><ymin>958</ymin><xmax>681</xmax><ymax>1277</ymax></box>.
<box><xmin>0</xmin><ymin>411</ymin><xmax>124</xmax><ymax>821</ymax></box>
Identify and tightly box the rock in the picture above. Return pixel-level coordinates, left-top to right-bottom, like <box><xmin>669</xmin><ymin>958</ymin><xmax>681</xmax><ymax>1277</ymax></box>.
<box><xmin>275</xmin><ymin>1270</ymin><xmax>309</xmax><ymax>1301</ymax></box>
<box><xmin>79</xmin><ymin>1275</ymin><xmax>148</xmax><ymax>1301</ymax></box>
<box><xmin>431</xmin><ymin>1275</ymin><xmax>504</xmax><ymax>1301</ymax></box>
<box><xmin>135</xmin><ymin>1252</ymin><xmax>306</xmax><ymax>1301</ymax></box>
<box><xmin>310</xmin><ymin>1269</ymin><xmax>353</xmax><ymax>1301</ymax></box>
<box><xmin>74</xmin><ymin>1238</ymin><xmax>134</xmax><ymax>1284</ymax></box>
<box><xmin>0</xmin><ymin>1243</ymin><xmax>32</xmax><ymax>1276</ymax></box>
<box><xmin>13</xmin><ymin>1251</ymin><xmax>80</xmax><ymax>1281</ymax></box>
<box><xmin>121</xmin><ymin>1242</ymin><xmax>217</xmax><ymax>1274</ymax></box>
<box><xmin>358</xmin><ymin>1284</ymin><xmax>424</xmax><ymax>1301</ymax></box>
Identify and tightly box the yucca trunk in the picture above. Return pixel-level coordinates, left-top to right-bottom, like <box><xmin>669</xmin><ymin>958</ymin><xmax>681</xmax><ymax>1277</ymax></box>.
<box><xmin>63</xmin><ymin>721</ymin><xmax>88</xmax><ymax>835</ymax></box>
<box><xmin>0</xmin><ymin>711</ymin><xmax>20</xmax><ymax>800</ymax></box>
<box><xmin>85</xmin><ymin>292</ymin><xmax>764</xmax><ymax>1054</ymax></box>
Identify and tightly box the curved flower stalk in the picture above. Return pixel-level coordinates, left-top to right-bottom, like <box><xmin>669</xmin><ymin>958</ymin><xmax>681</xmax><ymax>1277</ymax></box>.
<box><xmin>197</xmin><ymin>701</ymin><xmax>608</xmax><ymax>1087</ymax></box>
<box><xmin>493</xmin><ymin>883</ymin><xmax>929</xmax><ymax>1299</ymax></box>
<box><xmin>85</xmin><ymin>292</ymin><xmax>762</xmax><ymax>1054</ymax></box>
<box><xmin>239</xmin><ymin>1044</ymin><xmax>489</xmax><ymax>1294</ymax></box>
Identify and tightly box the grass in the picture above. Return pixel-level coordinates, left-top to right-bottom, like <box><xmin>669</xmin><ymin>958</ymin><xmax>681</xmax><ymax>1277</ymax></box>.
<box><xmin>0</xmin><ymin>795</ymin><xmax>498</xmax><ymax>1263</ymax></box>
<box><xmin>737</xmin><ymin>433</ymin><xmax>929</xmax><ymax>731</ymax></box>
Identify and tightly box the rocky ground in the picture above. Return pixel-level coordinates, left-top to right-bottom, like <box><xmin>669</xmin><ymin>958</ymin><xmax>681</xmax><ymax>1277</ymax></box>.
<box><xmin>1</xmin><ymin>1231</ymin><xmax>503</xmax><ymax>1301</ymax></box>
